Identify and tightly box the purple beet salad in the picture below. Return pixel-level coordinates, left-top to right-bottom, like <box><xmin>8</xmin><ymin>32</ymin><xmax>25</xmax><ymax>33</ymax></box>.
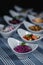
<box><xmin>14</xmin><ymin>43</ymin><xmax>32</xmax><ymax>53</ymax></box>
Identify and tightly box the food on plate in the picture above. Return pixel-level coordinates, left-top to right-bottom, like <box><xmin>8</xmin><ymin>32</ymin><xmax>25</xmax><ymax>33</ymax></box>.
<box><xmin>23</xmin><ymin>34</ymin><xmax>40</xmax><ymax>41</ymax></box>
<box><xmin>29</xmin><ymin>25</ymin><xmax>43</xmax><ymax>31</ymax></box>
<box><xmin>32</xmin><ymin>18</ymin><xmax>43</xmax><ymax>23</ymax></box>
<box><xmin>2</xmin><ymin>26</ymin><xmax>14</xmax><ymax>32</ymax></box>
<box><xmin>9</xmin><ymin>18</ymin><xmax>21</xmax><ymax>24</ymax></box>
<box><xmin>14</xmin><ymin>42</ymin><xmax>32</xmax><ymax>53</ymax></box>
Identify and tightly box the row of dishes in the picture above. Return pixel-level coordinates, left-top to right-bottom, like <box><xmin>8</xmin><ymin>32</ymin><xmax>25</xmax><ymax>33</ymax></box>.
<box><xmin>7</xmin><ymin>27</ymin><xmax>43</xmax><ymax>59</ymax></box>
<box><xmin>0</xmin><ymin>5</ymin><xmax>43</xmax><ymax>59</ymax></box>
<box><xmin>0</xmin><ymin>6</ymin><xmax>37</xmax><ymax>37</ymax></box>
<box><xmin>0</xmin><ymin>16</ymin><xmax>43</xmax><ymax>38</ymax></box>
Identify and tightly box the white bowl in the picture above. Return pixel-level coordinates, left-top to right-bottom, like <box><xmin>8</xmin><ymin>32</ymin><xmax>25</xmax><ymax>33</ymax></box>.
<box><xmin>9</xmin><ymin>10</ymin><xmax>27</xmax><ymax>18</ymax></box>
<box><xmin>38</xmin><ymin>12</ymin><xmax>43</xmax><ymax>18</ymax></box>
<box><xmin>23</xmin><ymin>20</ymin><xmax>43</xmax><ymax>34</ymax></box>
<box><xmin>26</xmin><ymin>8</ymin><xmax>33</xmax><ymax>13</ymax></box>
<box><xmin>8</xmin><ymin>37</ymin><xmax>38</xmax><ymax>59</ymax></box>
<box><xmin>3</xmin><ymin>15</ymin><xmax>13</xmax><ymax>25</ymax></box>
<box><xmin>0</xmin><ymin>25</ymin><xmax>20</xmax><ymax>38</ymax></box>
<box><xmin>9</xmin><ymin>10</ymin><xmax>20</xmax><ymax>17</ymax></box>
<box><xmin>28</xmin><ymin>14</ymin><xmax>43</xmax><ymax>26</ymax></box>
<box><xmin>17</xmin><ymin>28</ymin><xmax>42</xmax><ymax>43</ymax></box>
<box><xmin>14</xmin><ymin>5</ymin><xmax>23</xmax><ymax>12</ymax></box>
<box><xmin>19</xmin><ymin>9</ymin><xmax>34</xmax><ymax>17</ymax></box>
<box><xmin>29</xmin><ymin>11</ymin><xmax>37</xmax><ymax>16</ymax></box>
<box><xmin>3</xmin><ymin>15</ymin><xmax>22</xmax><ymax>27</ymax></box>
<box><xmin>14</xmin><ymin>5</ymin><xmax>33</xmax><ymax>13</ymax></box>
<box><xmin>9</xmin><ymin>10</ymin><xmax>24</xmax><ymax>21</ymax></box>
<box><xmin>0</xmin><ymin>24</ymin><xmax>4</xmax><ymax>30</ymax></box>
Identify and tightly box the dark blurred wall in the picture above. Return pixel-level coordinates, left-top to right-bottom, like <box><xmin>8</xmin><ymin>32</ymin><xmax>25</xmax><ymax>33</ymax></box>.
<box><xmin>0</xmin><ymin>0</ymin><xmax>43</xmax><ymax>16</ymax></box>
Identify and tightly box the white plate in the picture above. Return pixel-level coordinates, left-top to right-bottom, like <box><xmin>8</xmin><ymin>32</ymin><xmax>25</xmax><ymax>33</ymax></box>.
<box><xmin>28</xmin><ymin>15</ymin><xmax>43</xmax><ymax>26</ymax></box>
<box><xmin>23</xmin><ymin>20</ymin><xmax>43</xmax><ymax>34</ymax></box>
<box><xmin>9</xmin><ymin>10</ymin><xmax>24</xmax><ymax>21</ymax></box>
<box><xmin>26</xmin><ymin>8</ymin><xmax>33</xmax><ymax>13</ymax></box>
<box><xmin>0</xmin><ymin>24</ymin><xmax>4</xmax><ymax>30</ymax></box>
<box><xmin>25</xmin><ymin>8</ymin><xmax>37</xmax><ymax>16</ymax></box>
<box><xmin>9</xmin><ymin>10</ymin><xmax>20</xmax><ymax>17</ymax></box>
<box><xmin>0</xmin><ymin>24</ymin><xmax>22</xmax><ymax>38</ymax></box>
<box><xmin>14</xmin><ymin>5</ymin><xmax>23</xmax><ymax>12</ymax></box>
<box><xmin>19</xmin><ymin>9</ymin><xmax>33</xmax><ymax>17</ymax></box>
<box><xmin>9</xmin><ymin>10</ymin><xmax>27</xmax><ymax>18</ymax></box>
<box><xmin>17</xmin><ymin>28</ymin><xmax>42</xmax><ymax>43</ymax></box>
<box><xmin>3</xmin><ymin>15</ymin><xmax>23</xmax><ymax>27</ymax></box>
<box><xmin>29</xmin><ymin>11</ymin><xmax>37</xmax><ymax>16</ymax></box>
<box><xmin>14</xmin><ymin>5</ymin><xmax>33</xmax><ymax>13</ymax></box>
<box><xmin>8</xmin><ymin>37</ymin><xmax>38</xmax><ymax>59</ymax></box>
<box><xmin>38</xmin><ymin>12</ymin><xmax>43</xmax><ymax>18</ymax></box>
<box><xmin>3</xmin><ymin>15</ymin><xmax>13</xmax><ymax>25</ymax></box>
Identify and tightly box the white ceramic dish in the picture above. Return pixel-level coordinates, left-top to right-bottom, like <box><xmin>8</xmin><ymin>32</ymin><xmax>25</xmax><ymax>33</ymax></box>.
<box><xmin>14</xmin><ymin>5</ymin><xmax>23</xmax><ymax>12</ymax></box>
<box><xmin>9</xmin><ymin>10</ymin><xmax>28</xmax><ymax>18</ymax></box>
<box><xmin>8</xmin><ymin>37</ymin><xmax>38</xmax><ymax>59</ymax></box>
<box><xmin>28</xmin><ymin>15</ymin><xmax>43</xmax><ymax>26</ymax></box>
<box><xmin>26</xmin><ymin>8</ymin><xmax>33</xmax><ymax>13</ymax></box>
<box><xmin>17</xmin><ymin>28</ymin><xmax>42</xmax><ymax>43</ymax></box>
<box><xmin>0</xmin><ymin>25</ymin><xmax>21</xmax><ymax>38</ymax></box>
<box><xmin>23</xmin><ymin>20</ymin><xmax>43</xmax><ymax>34</ymax></box>
<box><xmin>38</xmin><ymin>12</ymin><xmax>43</xmax><ymax>18</ymax></box>
<box><xmin>3</xmin><ymin>15</ymin><xmax>23</xmax><ymax>27</ymax></box>
<box><xmin>9</xmin><ymin>10</ymin><xmax>24</xmax><ymax>21</ymax></box>
<box><xmin>3</xmin><ymin>15</ymin><xmax>13</xmax><ymax>25</ymax></box>
<box><xmin>19</xmin><ymin>8</ymin><xmax>33</xmax><ymax>17</ymax></box>
<box><xmin>9</xmin><ymin>10</ymin><xmax>20</xmax><ymax>17</ymax></box>
<box><xmin>14</xmin><ymin>5</ymin><xmax>33</xmax><ymax>13</ymax></box>
<box><xmin>29</xmin><ymin>11</ymin><xmax>37</xmax><ymax>16</ymax></box>
<box><xmin>14</xmin><ymin>5</ymin><xmax>32</xmax><ymax>13</ymax></box>
<box><xmin>0</xmin><ymin>24</ymin><xmax>4</xmax><ymax>30</ymax></box>
<box><xmin>19</xmin><ymin>9</ymin><xmax>36</xmax><ymax>17</ymax></box>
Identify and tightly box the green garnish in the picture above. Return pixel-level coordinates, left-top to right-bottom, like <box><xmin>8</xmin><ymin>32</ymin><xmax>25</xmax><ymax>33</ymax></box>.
<box><xmin>15</xmin><ymin>16</ymin><xmax>23</xmax><ymax>19</ymax></box>
<box><xmin>26</xmin><ymin>34</ymin><xmax>32</xmax><ymax>37</ymax></box>
<box><xmin>21</xmin><ymin>42</ymin><xmax>25</xmax><ymax>46</ymax></box>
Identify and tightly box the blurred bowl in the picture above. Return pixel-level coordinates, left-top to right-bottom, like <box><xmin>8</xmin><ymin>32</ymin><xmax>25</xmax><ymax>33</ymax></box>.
<box><xmin>0</xmin><ymin>24</ymin><xmax>4</xmax><ymax>30</ymax></box>
<box><xmin>8</xmin><ymin>37</ymin><xmax>38</xmax><ymax>59</ymax></box>
<box><xmin>17</xmin><ymin>28</ymin><xmax>42</xmax><ymax>43</ymax></box>
<box><xmin>28</xmin><ymin>14</ymin><xmax>43</xmax><ymax>26</ymax></box>
<box><xmin>23</xmin><ymin>20</ymin><xmax>43</xmax><ymax>34</ymax></box>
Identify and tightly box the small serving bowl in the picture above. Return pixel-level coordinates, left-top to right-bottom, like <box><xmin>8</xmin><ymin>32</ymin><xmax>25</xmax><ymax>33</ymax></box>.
<box><xmin>23</xmin><ymin>20</ymin><xmax>43</xmax><ymax>34</ymax></box>
<box><xmin>28</xmin><ymin>14</ymin><xmax>43</xmax><ymax>26</ymax></box>
<box><xmin>0</xmin><ymin>24</ymin><xmax>4</xmax><ymax>30</ymax></box>
<box><xmin>0</xmin><ymin>25</ymin><xmax>19</xmax><ymax>38</ymax></box>
<box><xmin>14</xmin><ymin>5</ymin><xmax>23</xmax><ymax>12</ymax></box>
<box><xmin>3</xmin><ymin>15</ymin><xmax>23</xmax><ymax>27</ymax></box>
<box><xmin>8</xmin><ymin>37</ymin><xmax>38</xmax><ymax>59</ymax></box>
<box><xmin>9</xmin><ymin>10</ymin><xmax>25</xmax><ymax>21</ymax></box>
<box><xmin>17</xmin><ymin>28</ymin><xmax>42</xmax><ymax>43</ymax></box>
<box><xmin>3</xmin><ymin>15</ymin><xmax>13</xmax><ymax>25</ymax></box>
<box><xmin>9</xmin><ymin>10</ymin><xmax>28</xmax><ymax>17</ymax></box>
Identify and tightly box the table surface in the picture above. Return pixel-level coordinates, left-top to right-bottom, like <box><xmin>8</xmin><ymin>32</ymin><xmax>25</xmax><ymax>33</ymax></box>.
<box><xmin>0</xmin><ymin>17</ymin><xmax>43</xmax><ymax>65</ymax></box>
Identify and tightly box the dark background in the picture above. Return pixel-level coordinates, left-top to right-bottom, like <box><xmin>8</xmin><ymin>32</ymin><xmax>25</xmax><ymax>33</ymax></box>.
<box><xmin>0</xmin><ymin>0</ymin><xmax>43</xmax><ymax>16</ymax></box>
